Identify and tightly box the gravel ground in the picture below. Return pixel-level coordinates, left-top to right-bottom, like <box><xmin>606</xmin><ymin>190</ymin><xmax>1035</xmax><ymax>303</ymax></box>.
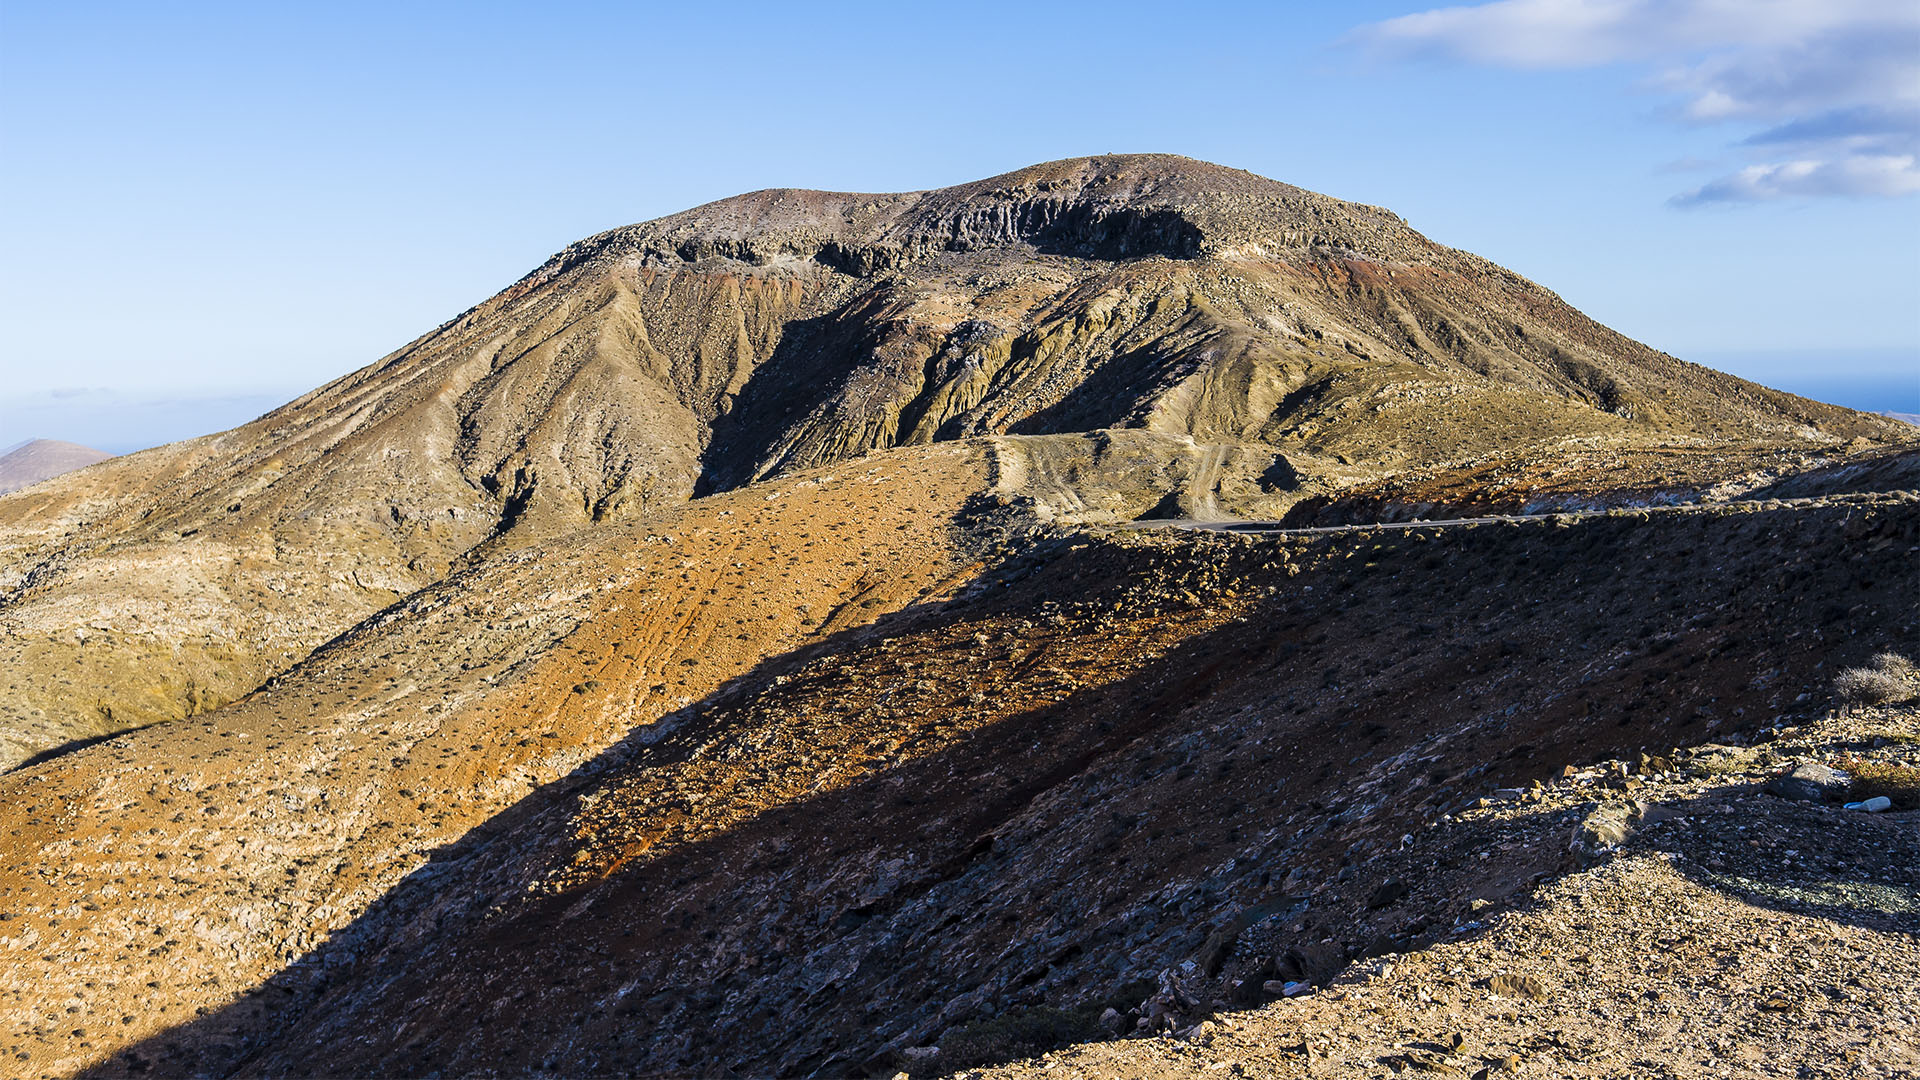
<box><xmin>971</xmin><ymin>703</ymin><xmax>1920</xmax><ymax>1080</ymax></box>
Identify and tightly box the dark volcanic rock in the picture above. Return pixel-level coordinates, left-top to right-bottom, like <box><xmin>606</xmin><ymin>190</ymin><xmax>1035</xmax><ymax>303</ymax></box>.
<box><xmin>1766</xmin><ymin>762</ymin><xmax>1851</xmax><ymax>803</ymax></box>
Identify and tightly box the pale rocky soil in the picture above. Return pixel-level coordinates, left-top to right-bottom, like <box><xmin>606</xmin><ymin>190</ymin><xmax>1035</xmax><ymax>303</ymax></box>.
<box><xmin>1278</xmin><ymin>444</ymin><xmax>1901</xmax><ymax>525</ymax></box>
<box><xmin>974</xmin><ymin>703</ymin><xmax>1920</xmax><ymax>1080</ymax></box>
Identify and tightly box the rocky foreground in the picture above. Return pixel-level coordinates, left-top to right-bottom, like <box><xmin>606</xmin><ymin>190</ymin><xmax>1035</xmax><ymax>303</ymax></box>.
<box><xmin>2</xmin><ymin>469</ymin><xmax>1900</xmax><ymax>1079</ymax></box>
<box><xmin>971</xmin><ymin>700</ymin><xmax>1920</xmax><ymax>1080</ymax></box>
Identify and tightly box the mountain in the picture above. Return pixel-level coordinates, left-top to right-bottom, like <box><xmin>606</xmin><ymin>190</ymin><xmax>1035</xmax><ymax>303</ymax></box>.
<box><xmin>0</xmin><ymin>155</ymin><xmax>1904</xmax><ymax>774</ymax></box>
<box><xmin>0</xmin><ymin>438</ymin><xmax>111</xmax><ymax>494</ymax></box>
<box><xmin>0</xmin><ymin>157</ymin><xmax>1914</xmax><ymax>1078</ymax></box>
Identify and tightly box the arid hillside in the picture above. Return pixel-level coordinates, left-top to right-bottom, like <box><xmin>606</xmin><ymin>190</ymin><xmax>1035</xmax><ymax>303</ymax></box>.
<box><xmin>0</xmin><ymin>443</ymin><xmax>996</xmax><ymax>1078</ymax></box>
<box><xmin>2</xmin><ymin>157</ymin><xmax>1918</xmax><ymax>1080</ymax></box>
<box><xmin>1</xmin><ymin>155</ymin><xmax>1908</xmax><ymax>772</ymax></box>
<box><xmin>2</xmin><ymin>438</ymin><xmax>1915</xmax><ymax>1078</ymax></box>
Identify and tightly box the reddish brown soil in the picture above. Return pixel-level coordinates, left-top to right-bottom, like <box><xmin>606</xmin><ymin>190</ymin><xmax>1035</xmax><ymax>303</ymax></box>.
<box><xmin>57</xmin><ymin>489</ymin><xmax>1915</xmax><ymax>1079</ymax></box>
<box><xmin>0</xmin><ymin>445</ymin><xmax>992</xmax><ymax>1079</ymax></box>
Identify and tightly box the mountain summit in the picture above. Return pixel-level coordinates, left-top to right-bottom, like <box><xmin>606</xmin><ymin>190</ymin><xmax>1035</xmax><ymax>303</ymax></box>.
<box><xmin>0</xmin><ymin>156</ymin><xmax>1905</xmax><ymax>772</ymax></box>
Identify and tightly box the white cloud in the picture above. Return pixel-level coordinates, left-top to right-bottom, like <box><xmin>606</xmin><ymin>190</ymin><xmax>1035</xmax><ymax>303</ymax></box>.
<box><xmin>1354</xmin><ymin>1</ymin><xmax>1914</xmax><ymax>67</ymax></box>
<box><xmin>1351</xmin><ymin>0</ymin><xmax>1920</xmax><ymax>204</ymax></box>
<box><xmin>1671</xmin><ymin>155</ymin><xmax>1920</xmax><ymax>205</ymax></box>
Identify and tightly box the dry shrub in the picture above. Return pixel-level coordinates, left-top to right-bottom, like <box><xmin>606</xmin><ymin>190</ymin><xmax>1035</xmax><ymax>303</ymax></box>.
<box><xmin>929</xmin><ymin>1006</ymin><xmax>1106</xmax><ymax>1073</ymax></box>
<box><xmin>1835</xmin><ymin>755</ymin><xmax>1920</xmax><ymax>810</ymax></box>
<box><xmin>1834</xmin><ymin>652</ymin><xmax>1919</xmax><ymax>706</ymax></box>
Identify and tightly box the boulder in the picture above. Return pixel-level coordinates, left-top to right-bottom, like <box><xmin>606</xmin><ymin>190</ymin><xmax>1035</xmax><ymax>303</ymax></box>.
<box><xmin>1764</xmin><ymin>763</ymin><xmax>1850</xmax><ymax>803</ymax></box>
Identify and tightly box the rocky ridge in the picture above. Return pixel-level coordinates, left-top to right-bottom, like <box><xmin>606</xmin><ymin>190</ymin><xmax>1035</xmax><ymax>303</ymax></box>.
<box><xmin>972</xmin><ymin>698</ymin><xmax>1920</xmax><ymax>1079</ymax></box>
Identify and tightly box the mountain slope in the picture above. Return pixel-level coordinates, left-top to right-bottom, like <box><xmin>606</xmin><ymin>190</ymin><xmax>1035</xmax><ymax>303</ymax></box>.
<box><xmin>2</xmin><ymin>156</ymin><xmax>1906</xmax><ymax>771</ymax></box>
<box><xmin>0</xmin><ymin>439</ymin><xmax>111</xmax><ymax>495</ymax></box>
<box><xmin>9</xmin><ymin>451</ymin><xmax>1910</xmax><ymax>1078</ymax></box>
<box><xmin>0</xmin><ymin>444</ymin><xmax>997</xmax><ymax>1078</ymax></box>
<box><xmin>7</xmin><ymin>155</ymin><xmax>1904</xmax><ymax>768</ymax></box>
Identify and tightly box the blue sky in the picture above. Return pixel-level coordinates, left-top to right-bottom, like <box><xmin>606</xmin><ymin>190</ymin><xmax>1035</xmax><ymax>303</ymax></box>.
<box><xmin>1</xmin><ymin>0</ymin><xmax>1915</xmax><ymax>453</ymax></box>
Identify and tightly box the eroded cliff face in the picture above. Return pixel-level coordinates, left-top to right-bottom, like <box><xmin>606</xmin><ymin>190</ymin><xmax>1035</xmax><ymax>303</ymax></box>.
<box><xmin>0</xmin><ymin>155</ymin><xmax>1906</xmax><ymax>768</ymax></box>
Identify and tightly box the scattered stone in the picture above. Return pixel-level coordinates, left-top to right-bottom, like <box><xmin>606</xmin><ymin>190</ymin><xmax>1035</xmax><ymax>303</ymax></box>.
<box><xmin>1487</xmin><ymin>973</ymin><xmax>1547</xmax><ymax>1000</ymax></box>
<box><xmin>1396</xmin><ymin>1048</ymin><xmax>1463</xmax><ymax>1074</ymax></box>
<box><xmin>1368</xmin><ymin>878</ymin><xmax>1414</xmax><ymax>909</ymax></box>
<box><xmin>1764</xmin><ymin>763</ymin><xmax>1850</xmax><ymax>803</ymax></box>
<box><xmin>1569</xmin><ymin>800</ymin><xmax>1645</xmax><ymax>864</ymax></box>
<box><xmin>1680</xmin><ymin>744</ymin><xmax>1758</xmax><ymax>777</ymax></box>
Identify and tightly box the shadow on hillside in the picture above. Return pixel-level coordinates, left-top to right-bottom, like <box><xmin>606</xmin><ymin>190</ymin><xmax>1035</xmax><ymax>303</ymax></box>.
<box><xmin>10</xmin><ymin>726</ymin><xmax>158</xmax><ymax>772</ymax></box>
<box><xmin>1658</xmin><ymin>788</ymin><xmax>1920</xmax><ymax>936</ymax></box>
<box><xmin>692</xmin><ymin>305</ymin><xmax>892</xmax><ymax>497</ymax></box>
<box><xmin>78</xmin><ymin>504</ymin><xmax>1920</xmax><ymax>1078</ymax></box>
<box><xmin>82</xmin><ymin>561</ymin><xmax>1283</xmax><ymax>1077</ymax></box>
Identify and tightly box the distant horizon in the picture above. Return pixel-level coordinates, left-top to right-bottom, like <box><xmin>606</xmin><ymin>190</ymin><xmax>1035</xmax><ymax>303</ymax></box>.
<box><xmin>5</xmin><ymin>344</ymin><xmax>1912</xmax><ymax>458</ymax></box>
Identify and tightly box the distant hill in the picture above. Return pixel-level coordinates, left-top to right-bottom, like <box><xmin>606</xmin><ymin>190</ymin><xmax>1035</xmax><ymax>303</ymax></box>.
<box><xmin>0</xmin><ymin>438</ymin><xmax>111</xmax><ymax>494</ymax></box>
<box><xmin>1883</xmin><ymin>411</ymin><xmax>1920</xmax><ymax>426</ymax></box>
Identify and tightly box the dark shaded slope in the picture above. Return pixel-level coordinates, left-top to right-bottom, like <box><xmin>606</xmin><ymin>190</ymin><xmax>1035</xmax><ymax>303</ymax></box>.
<box><xmin>91</xmin><ymin>492</ymin><xmax>1920</xmax><ymax>1078</ymax></box>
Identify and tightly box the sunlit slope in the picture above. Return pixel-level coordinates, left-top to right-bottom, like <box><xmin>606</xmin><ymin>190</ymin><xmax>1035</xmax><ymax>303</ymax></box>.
<box><xmin>0</xmin><ymin>443</ymin><xmax>992</xmax><ymax>1078</ymax></box>
<box><xmin>1</xmin><ymin>153</ymin><xmax>1905</xmax><ymax>768</ymax></box>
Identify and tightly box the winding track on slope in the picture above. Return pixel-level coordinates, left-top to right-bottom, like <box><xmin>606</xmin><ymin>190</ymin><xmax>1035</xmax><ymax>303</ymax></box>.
<box><xmin>1141</xmin><ymin>491</ymin><xmax>1919</xmax><ymax>535</ymax></box>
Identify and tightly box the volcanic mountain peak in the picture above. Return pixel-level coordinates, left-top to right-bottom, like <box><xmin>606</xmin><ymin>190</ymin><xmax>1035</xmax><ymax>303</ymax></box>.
<box><xmin>0</xmin><ymin>157</ymin><xmax>1909</xmax><ymax>773</ymax></box>
<box><xmin>2</xmin><ymin>157</ymin><xmax>1919</xmax><ymax>1079</ymax></box>
<box><xmin>544</xmin><ymin>154</ymin><xmax>1417</xmax><ymax>279</ymax></box>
